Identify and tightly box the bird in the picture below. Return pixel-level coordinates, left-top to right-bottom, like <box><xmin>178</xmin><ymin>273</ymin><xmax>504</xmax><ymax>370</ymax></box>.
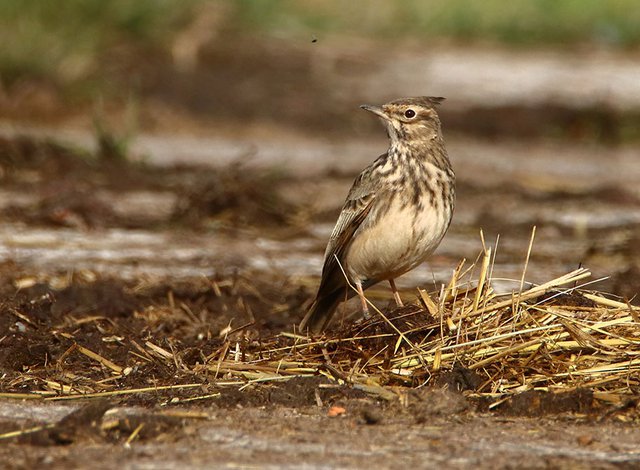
<box><xmin>299</xmin><ymin>96</ymin><xmax>455</xmax><ymax>333</ymax></box>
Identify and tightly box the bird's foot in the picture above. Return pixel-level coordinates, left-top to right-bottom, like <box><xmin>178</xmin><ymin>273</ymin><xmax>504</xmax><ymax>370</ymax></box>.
<box><xmin>361</xmin><ymin>305</ymin><xmax>371</xmax><ymax>320</ymax></box>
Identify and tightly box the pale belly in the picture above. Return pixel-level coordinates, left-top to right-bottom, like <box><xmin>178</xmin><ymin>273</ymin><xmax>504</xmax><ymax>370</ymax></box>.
<box><xmin>345</xmin><ymin>200</ymin><xmax>449</xmax><ymax>282</ymax></box>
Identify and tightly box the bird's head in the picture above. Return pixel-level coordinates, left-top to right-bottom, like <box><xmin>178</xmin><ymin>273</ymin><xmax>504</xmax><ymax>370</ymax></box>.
<box><xmin>361</xmin><ymin>96</ymin><xmax>445</xmax><ymax>144</ymax></box>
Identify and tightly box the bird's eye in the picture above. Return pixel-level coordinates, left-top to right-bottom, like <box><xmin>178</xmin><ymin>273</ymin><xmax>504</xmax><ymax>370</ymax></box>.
<box><xmin>404</xmin><ymin>109</ymin><xmax>416</xmax><ymax>118</ymax></box>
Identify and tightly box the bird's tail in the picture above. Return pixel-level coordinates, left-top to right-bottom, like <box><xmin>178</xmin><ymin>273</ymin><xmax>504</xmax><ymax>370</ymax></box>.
<box><xmin>299</xmin><ymin>289</ymin><xmax>346</xmax><ymax>333</ymax></box>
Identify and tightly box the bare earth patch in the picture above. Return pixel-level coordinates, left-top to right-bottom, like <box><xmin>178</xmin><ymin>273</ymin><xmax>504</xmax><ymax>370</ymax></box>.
<box><xmin>1</xmin><ymin>135</ymin><xmax>639</xmax><ymax>468</ymax></box>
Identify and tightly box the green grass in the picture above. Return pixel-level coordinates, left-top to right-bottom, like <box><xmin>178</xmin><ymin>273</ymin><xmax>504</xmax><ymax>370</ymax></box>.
<box><xmin>1</xmin><ymin>0</ymin><xmax>639</xmax><ymax>92</ymax></box>
<box><xmin>230</xmin><ymin>0</ymin><xmax>640</xmax><ymax>46</ymax></box>
<box><xmin>0</xmin><ymin>0</ymin><xmax>196</xmax><ymax>87</ymax></box>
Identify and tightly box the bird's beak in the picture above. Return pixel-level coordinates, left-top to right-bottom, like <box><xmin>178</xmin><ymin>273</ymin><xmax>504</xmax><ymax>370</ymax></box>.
<box><xmin>360</xmin><ymin>104</ymin><xmax>388</xmax><ymax>120</ymax></box>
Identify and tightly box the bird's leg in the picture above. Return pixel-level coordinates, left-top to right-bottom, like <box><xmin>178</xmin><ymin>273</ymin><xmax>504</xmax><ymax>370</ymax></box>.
<box><xmin>355</xmin><ymin>280</ymin><xmax>370</xmax><ymax>319</ymax></box>
<box><xmin>389</xmin><ymin>278</ymin><xmax>403</xmax><ymax>307</ymax></box>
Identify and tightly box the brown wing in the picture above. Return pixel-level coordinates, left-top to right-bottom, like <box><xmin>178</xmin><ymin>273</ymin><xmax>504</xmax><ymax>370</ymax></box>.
<box><xmin>319</xmin><ymin>191</ymin><xmax>376</xmax><ymax>294</ymax></box>
<box><xmin>299</xmin><ymin>157</ymin><xmax>385</xmax><ymax>332</ymax></box>
<box><xmin>299</xmin><ymin>193</ymin><xmax>375</xmax><ymax>332</ymax></box>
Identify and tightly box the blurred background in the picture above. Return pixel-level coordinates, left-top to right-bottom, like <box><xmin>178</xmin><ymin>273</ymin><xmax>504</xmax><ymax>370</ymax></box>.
<box><xmin>2</xmin><ymin>0</ymin><xmax>640</xmax><ymax>137</ymax></box>
<box><xmin>1</xmin><ymin>0</ymin><xmax>640</xmax><ymax>304</ymax></box>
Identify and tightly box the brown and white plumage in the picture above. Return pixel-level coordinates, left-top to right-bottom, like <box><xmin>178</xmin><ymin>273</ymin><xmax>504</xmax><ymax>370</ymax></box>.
<box><xmin>300</xmin><ymin>97</ymin><xmax>455</xmax><ymax>332</ymax></box>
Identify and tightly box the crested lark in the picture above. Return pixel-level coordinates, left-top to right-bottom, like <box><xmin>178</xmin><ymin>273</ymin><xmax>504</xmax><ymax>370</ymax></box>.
<box><xmin>299</xmin><ymin>96</ymin><xmax>455</xmax><ymax>332</ymax></box>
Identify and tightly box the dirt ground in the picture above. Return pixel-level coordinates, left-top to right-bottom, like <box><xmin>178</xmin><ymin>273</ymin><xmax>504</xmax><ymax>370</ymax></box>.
<box><xmin>1</xmin><ymin>132</ymin><xmax>639</xmax><ymax>469</ymax></box>
<box><xmin>2</xmin><ymin>398</ymin><xmax>640</xmax><ymax>469</ymax></box>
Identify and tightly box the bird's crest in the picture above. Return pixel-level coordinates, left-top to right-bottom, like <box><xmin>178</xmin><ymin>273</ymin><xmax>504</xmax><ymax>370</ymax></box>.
<box><xmin>389</xmin><ymin>96</ymin><xmax>445</xmax><ymax>108</ymax></box>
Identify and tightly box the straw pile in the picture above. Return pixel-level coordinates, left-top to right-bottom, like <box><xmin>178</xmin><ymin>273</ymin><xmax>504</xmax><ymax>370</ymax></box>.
<box><xmin>219</xmin><ymin>255</ymin><xmax>640</xmax><ymax>405</ymax></box>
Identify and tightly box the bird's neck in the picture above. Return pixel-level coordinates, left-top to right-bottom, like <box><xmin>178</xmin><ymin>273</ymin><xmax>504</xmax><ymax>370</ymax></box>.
<box><xmin>388</xmin><ymin>137</ymin><xmax>452</xmax><ymax>174</ymax></box>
